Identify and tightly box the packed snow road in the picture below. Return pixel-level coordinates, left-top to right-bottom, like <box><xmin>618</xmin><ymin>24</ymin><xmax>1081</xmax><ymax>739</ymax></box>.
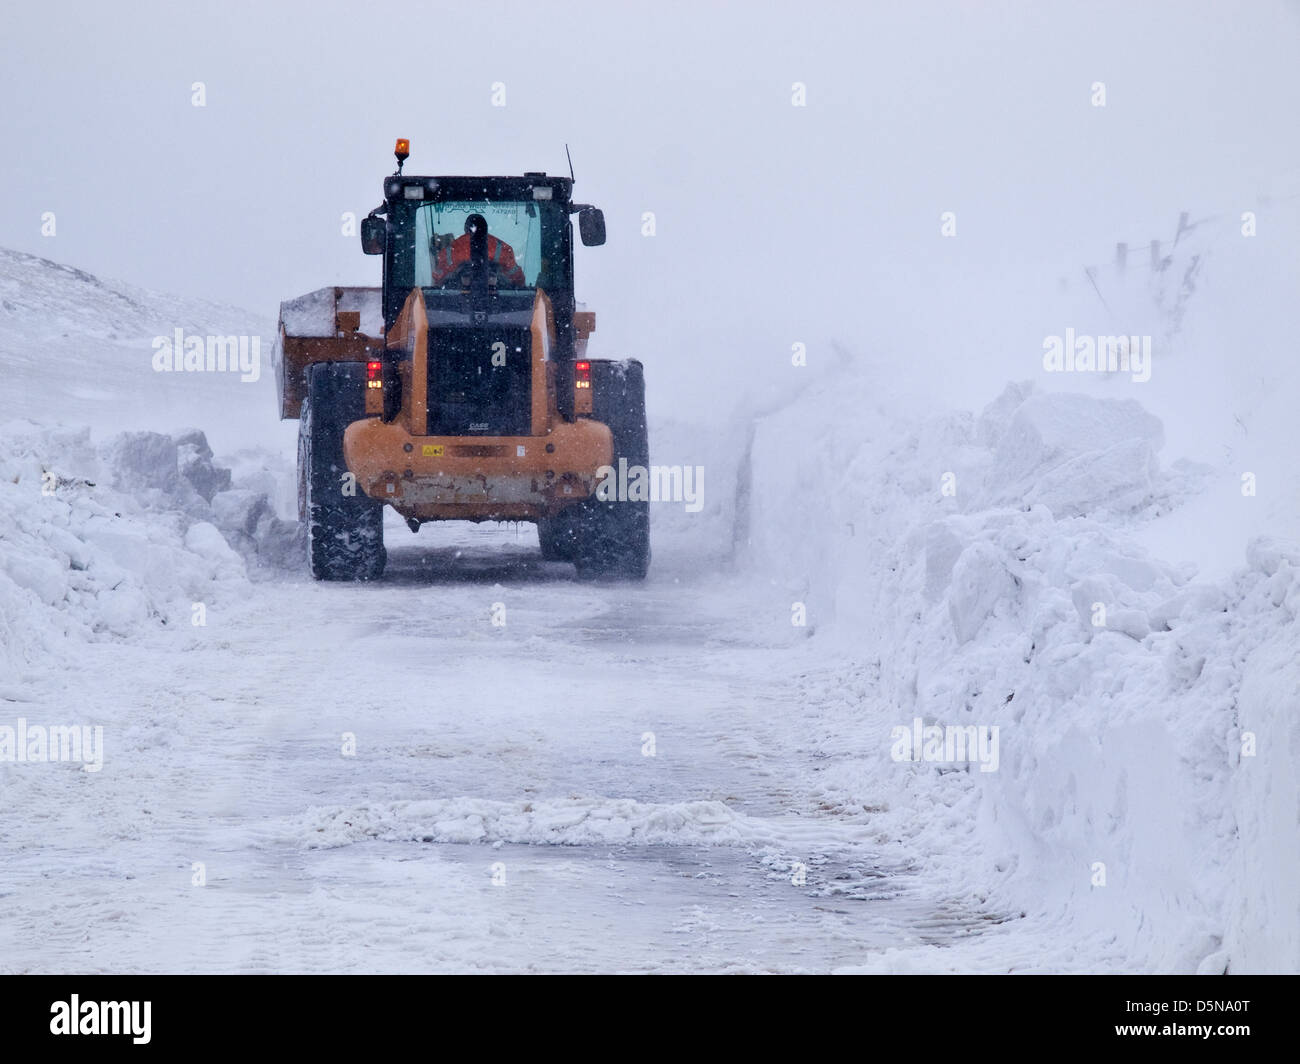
<box><xmin>2</xmin><ymin>519</ymin><xmax>999</xmax><ymax>973</ymax></box>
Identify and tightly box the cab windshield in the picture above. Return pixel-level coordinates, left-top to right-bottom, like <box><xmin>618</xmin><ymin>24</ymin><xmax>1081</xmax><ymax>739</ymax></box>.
<box><xmin>415</xmin><ymin>200</ymin><xmax>542</xmax><ymax>288</ymax></box>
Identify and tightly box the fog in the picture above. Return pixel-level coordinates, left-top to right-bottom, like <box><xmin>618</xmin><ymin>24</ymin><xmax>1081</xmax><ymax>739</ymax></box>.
<box><xmin>2</xmin><ymin>0</ymin><xmax>1297</xmax><ymax>415</ymax></box>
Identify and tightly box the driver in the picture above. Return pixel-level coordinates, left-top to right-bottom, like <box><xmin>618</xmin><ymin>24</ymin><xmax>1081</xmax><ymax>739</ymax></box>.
<box><xmin>431</xmin><ymin>213</ymin><xmax>525</xmax><ymax>286</ymax></box>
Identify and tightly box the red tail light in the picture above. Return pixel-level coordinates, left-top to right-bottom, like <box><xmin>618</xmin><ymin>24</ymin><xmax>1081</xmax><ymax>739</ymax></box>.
<box><xmin>367</xmin><ymin>360</ymin><xmax>382</xmax><ymax>380</ymax></box>
<box><xmin>575</xmin><ymin>360</ymin><xmax>591</xmax><ymax>389</ymax></box>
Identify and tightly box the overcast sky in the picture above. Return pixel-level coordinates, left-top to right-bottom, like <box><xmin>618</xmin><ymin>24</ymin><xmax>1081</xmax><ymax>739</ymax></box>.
<box><xmin>2</xmin><ymin>0</ymin><xmax>1297</xmax><ymax>409</ymax></box>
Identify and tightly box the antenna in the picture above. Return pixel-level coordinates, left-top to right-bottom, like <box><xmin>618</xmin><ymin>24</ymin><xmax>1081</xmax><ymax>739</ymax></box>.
<box><xmin>565</xmin><ymin>143</ymin><xmax>575</xmax><ymax>183</ymax></box>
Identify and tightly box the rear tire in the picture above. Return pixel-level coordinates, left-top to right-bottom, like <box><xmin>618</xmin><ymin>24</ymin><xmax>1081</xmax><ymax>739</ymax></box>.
<box><xmin>567</xmin><ymin>359</ymin><xmax>651</xmax><ymax>580</ymax></box>
<box><xmin>298</xmin><ymin>362</ymin><xmax>386</xmax><ymax>581</ymax></box>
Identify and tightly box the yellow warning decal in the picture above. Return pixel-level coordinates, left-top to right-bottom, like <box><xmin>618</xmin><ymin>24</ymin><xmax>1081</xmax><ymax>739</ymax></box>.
<box><xmin>422</xmin><ymin>445</ymin><xmax>444</xmax><ymax>457</ymax></box>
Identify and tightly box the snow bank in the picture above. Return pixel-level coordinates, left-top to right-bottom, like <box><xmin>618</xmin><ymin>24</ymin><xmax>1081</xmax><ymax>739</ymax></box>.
<box><xmin>100</xmin><ymin>428</ymin><xmax>300</xmax><ymax>570</ymax></box>
<box><xmin>742</xmin><ymin>364</ymin><xmax>1300</xmax><ymax>973</ymax></box>
<box><xmin>0</xmin><ymin>421</ymin><xmax>298</xmax><ymax>678</ymax></box>
<box><xmin>988</xmin><ymin>393</ymin><xmax>1165</xmax><ymax>518</ymax></box>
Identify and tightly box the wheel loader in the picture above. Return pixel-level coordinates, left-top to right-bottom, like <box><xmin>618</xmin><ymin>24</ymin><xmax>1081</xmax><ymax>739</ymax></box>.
<box><xmin>274</xmin><ymin>140</ymin><xmax>650</xmax><ymax>581</ymax></box>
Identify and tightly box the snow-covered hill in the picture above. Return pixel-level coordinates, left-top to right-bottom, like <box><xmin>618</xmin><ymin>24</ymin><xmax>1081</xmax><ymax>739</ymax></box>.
<box><xmin>0</xmin><ymin>247</ymin><xmax>289</xmax><ymax>457</ymax></box>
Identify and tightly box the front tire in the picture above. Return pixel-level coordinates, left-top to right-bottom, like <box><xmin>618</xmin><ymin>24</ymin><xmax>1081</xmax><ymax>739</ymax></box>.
<box><xmin>298</xmin><ymin>362</ymin><xmax>386</xmax><ymax>581</ymax></box>
<box><xmin>536</xmin><ymin>515</ymin><xmax>571</xmax><ymax>562</ymax></box>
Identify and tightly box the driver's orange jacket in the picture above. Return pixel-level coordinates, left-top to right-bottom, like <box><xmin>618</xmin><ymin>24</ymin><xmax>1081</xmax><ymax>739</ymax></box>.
<box><xmin>432</xmin><ymin>234</ymin><xmax>526</xmax><ymax>285</ymax></box>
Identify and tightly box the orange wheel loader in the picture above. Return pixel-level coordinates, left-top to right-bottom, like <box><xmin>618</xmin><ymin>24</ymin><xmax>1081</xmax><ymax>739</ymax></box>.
<box><xmin>273</xmin><ymin>140</ymin><xmax>650</xmax><ymax>581</ymax></box>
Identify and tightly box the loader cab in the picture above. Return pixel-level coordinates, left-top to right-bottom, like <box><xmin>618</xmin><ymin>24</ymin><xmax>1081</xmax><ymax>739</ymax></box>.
<box><xmin>364</xmin><ymin>171</ymin><xmax>605</xmax><ymax>424</ymax></box>
<box><xmin>367</xmin><ymin>175</ymin><xmax>593</xmax><ymax>332</ymax></box>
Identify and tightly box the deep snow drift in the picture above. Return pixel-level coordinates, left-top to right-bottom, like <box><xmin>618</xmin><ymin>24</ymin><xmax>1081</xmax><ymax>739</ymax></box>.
<box><xmin>739</xmin><ymin>206</ymin><xmax>1300</xmax><ymax>973</ymax></box>
<box><xmin>744</xmin><ymin>370</ymin><xmax>1300</xmax><ymax>973</ymax></box>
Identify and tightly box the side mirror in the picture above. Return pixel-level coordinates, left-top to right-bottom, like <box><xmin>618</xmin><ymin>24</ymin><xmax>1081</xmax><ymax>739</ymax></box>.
<box><xmin>578</xmin><ymin>207</ymin><xmax>606</xmax><ymax>247</ymax></box>
<box><xmin>360</xmin><ymin>215</ymin><xmax>386</xmax><ymax>255</ymax></box>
